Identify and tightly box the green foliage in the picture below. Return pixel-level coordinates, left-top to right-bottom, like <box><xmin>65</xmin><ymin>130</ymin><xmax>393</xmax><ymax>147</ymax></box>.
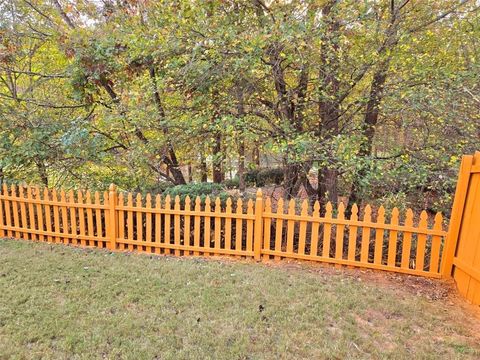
<box><xmin>162</xmin><ymin>182</ymin><xmax>232</xmax><ymax>205</ymax></box>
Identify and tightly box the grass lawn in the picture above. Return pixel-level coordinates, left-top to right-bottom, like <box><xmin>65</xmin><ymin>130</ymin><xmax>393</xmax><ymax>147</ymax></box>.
<box><xmin>1</xmin><ymin>239</ymin><xmax>479</xmax><ymax>359</ymax></box>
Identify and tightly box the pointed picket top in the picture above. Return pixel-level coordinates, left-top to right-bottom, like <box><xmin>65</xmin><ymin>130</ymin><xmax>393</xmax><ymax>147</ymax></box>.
<box><xmin>136</xmin><ymin>193</ymin><xmax>142</xmax><ymax>207</ymax></box>
<box><xmin>277</xmin><ymin>198</ymin><xmax>284</xmax><ymax>214</ymax></box>
<box><xmin>364</xmin><ymin>204</ymin><xmax>372</xmax><ymax>221</ymax></box>
<box><xmin>433</xmin><ymin>212</ymin><xmax>443</xmax><ymax>230</ymax></box>
<box><xmin>350</xmin><ymin>203</ymin><xmax>359</xmax><ymax>220</ymax></box>
<box><xmin>34</xmin><ymin>185</ymin><xmax>41</xmax><ymax>199</ymax></box>
<box><xmin>185</xmin><ymin>195</ymin><xmax>191</xmax><ymax>207</ymax></box>
<box><xmin>337</xmin><ymin>202</ymin><xmax>345</xmax><ymax>219</ymax></box>
<box><xmin>52</xmin><ymin>188</ymin><xmax>58</xmax><ymax>201</ymax></box>
<box><xmin>419</xmin><ymin>210</ymin><xmax>428</xmax><ymax>228</ymax></box>
<box><xmin>109</xmin><ymin>183</ymin><xmax>116</xmax><ymax>192</ymax></box>
<box><xmin>10</xmin><ymin>184</ymin><xmax>16</xmax><ymax>197</ymax></box>
<box><xmin>288</xmin><ymin>198</ymin><xmax>296</xmax><ymax>214</ymax></box>
<box><xmin>225</xmin><ymin>197</ymin><xmax>232</xmax><ymax>212</ymax></box>
<box><xmin>236</xmin><ymin>198</ymin><xmax>243</xmax><ymax>213</ymax></box>
<box><xmin>247</xmin><ymin>198</ymin><xmax>254</xmax><ymax>213</ymax></box>
<box><xmin>77</xmin><ymin>189</ymin><xmax>84</xmax><ymax>204</ymax></box>
<box><xmin>156</xmin><ymin>194</ymin><xmax>162</xmax><ymax>208</ymax></box>
<box><xmin>264</xmin><ymin>197</ymin><xmax>272</xmax><ymax>212</ymax></box>
<box><xmin>325</xmin><ymin>201</ymin><xmax>333</xmax><ymax>218</ymax></box>
<box><xmin>215</xmin><ymin>197</ymin><xmax>221</xmax><ymax>209</ymax></box>
<box><xmin>377</xmin><ymin>205</ymin><xmax>385</xmax><ymax>223</ymax></box>
<box><xmin>174</xmin><ymin>195</ymin><xmax>181</xmax><ymax>209</ymax></box>
<box><xmin>68</xmin><ymin>189</ymin><xmax>75</xmax><ymax>202</ymax></box>
<box><xmin>85</xmin><ymin>190</ymin><xmax>92</xmax><ymax>204</ymax></box>
<box><xmin>195</xmin><ymin>196</ymin><xmax>201</xmax><ymax>209</ymax></box>
<box><xmin>165</xmin><ymin>194</ymin><xmax>171</xmax><ymax>207</ymax></box>
<box><xmin>60</xmin><ymin>189</ymin><xmax>66</xmax><ymax>201</ymax></box>
<box><xmin>103</xmin><ymin>191</ymin><xmax>108</xmax><ymax>202</ymax></box>
<box><xmin>94</xmin><ymin>191</ymin><xmax>100</xmax><ymax>204</ymax></box>
<box><xmin>256</xmin><ymin>188</ymin><xmax>263</xmax><ymax>199</ymax></box>
<box><xmin>301</xmin><ymin>200</ymin><xmax>308</xmax><ymax>215</ymax></box>
<box><xmin>205</xmin><ymin>196</ymin><xmax>211</xmax><ymax>210</ymax></box>
<box><xmin>2</xmin><ymin>183</ymin><xmax>8</xmax><ymax>195</ymax></box>
<box><xmin>145</xmin><ymin>193</ymin><xmax>152</xmax><ymax>206</ymax></box>
<box><xmin>127</xmin><ymin>192</ymin><xmax>133</xmax><ymax>204</ymax></box>
<box><xmin>313</xmin><ymin>200</ymin><xmax>320</xmax><ymax>216</ymax></box>
<box><xmin>391</xmin><ymin>207</ymin><xmax>399</xmax><ymax>224</ymax></box>
<box><xmin>405</xmin><ymin>208</ymin><xmax>414</xmax><ymax>226</ymax></box>
<box><xmin>118</xmin><ymin>192</ymin><xmax>124</xmax><ymax>205</ymax></box>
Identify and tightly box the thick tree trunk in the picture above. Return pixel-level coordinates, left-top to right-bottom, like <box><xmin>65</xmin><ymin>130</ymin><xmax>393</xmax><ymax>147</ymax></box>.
<box><xmin>347</xmin><ymin>69</ymin><xmax>388</xmax><ymax>213</ymax></box>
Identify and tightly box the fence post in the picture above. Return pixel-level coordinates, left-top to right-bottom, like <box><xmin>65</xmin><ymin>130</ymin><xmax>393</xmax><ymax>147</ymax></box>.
<box><xmin>253</xmin><ymin>189</ymin><xmax>264</xmax><ymax>261</ymax></box>
<box><xmin>441</xmin><ymin>155</ymin><xmax>473</xmax><ymax>278</ymax></box>
<box><xmin>107</xmin><ymin>184</ymin><xmax>118</xmax><ymax>250</ymax></box>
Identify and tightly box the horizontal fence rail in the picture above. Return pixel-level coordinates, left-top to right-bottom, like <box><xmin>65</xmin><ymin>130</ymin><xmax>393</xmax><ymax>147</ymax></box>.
<box><xmin>0</xmin><ymin>184</ymin><xmax>448</xmax><ymax>278</ymax></box>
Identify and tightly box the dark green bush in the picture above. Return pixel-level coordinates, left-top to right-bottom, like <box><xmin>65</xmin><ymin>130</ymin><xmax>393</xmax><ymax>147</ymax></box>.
<box><xmin>256</xmin><ymin>168</ymin><xmax>284</xmax><ymax>187</ymax></box>
<box><xmin>244</xmin><ymin>169</ymin><xmax>260</xmax><ymax>186</ymax></box>
<box><xmin>222</xmin><ymin>177</ymin><xmax>240</xmax><ymax>189</ymax></box>
<box><xmin>162</xmin><ymin>182</ymin><xmax>231</xmax><ymax>205</ymax></box>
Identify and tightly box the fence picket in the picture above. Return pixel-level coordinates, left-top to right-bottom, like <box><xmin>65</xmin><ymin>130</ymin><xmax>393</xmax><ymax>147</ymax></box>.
<box><xmin>155</xmin><ymin>195</ymin><xmax>162</xmax><ymax>254</ymax></box>
<box><xmin>416</xmin><ymin>211</ymin><xmax>428</xmax><ymax>271</ymax></box>
<box><xmin>430</xmin><ymin>213</ymin><xmax>443</xmax><ymax>273</ymax></box>
<box><xmin>322</xmin><ymin>202</ymin><xmax>333</xmax><ymax>258</ymax></box>
<box><xmin>35</xmin><ymin>186</ymin><xmax>45</xmax><ymax>242</ymax></box>
<box><xmin>387</xmin><ymin>208</ymin><xmax>399</xmax><ymax>267</ymax></box>
<box><xmin>204</xmin><ymin>196</ymin><xmax>211</xmax><ymax>256</ymax></box>
<box><xmin>60</xmin><ymin>190</ymin><xmax>68</xmax><ymax>243</ymax></box>
<box><xmin>214</xmin><ymin>197</ymin><xmax>221</xmax><ymax>253</ymax></box>
<box><xmin>374</xmin><ymin>206</ymin><xmax>385</xmax><ymax>264</ymax></box>
<box><xmin>274</xmin><ymin>198</ymin><xmax>284</xmax><ymax>261</ymax></box>
<box><xmin>246</xmin><ymin>199</ymin><xmax>254</xmax><ymax>253</ymax></box>
<box><xmin>225</xmin><ymin>198</ymin><xmax>232</xmax><ymax>253</ymax></box>
<box><xmin>298</xmin><ymin>200</ymin><xmax>308</xmax><ymax>255</ymax></box>
<box><xmin>0</xmin><ymin>184</ymin><xmax>4</xmax><ymax>238</ymax></box>
<box><xmin>335</xmin><ymin>202</ymin><xmax>346</xmax><ymax>262</ymax></box>
<box><xmin>174</xmin><ymin>195</ymin><xmax>181</xmax><ymax>255</ymax></box>
<box><xmin>11</xmin><ymin>185</ymin><xmax>20</xmax><ymax>239</ymax></box>
<box><xmin>360</xmin><ymin>205</ymin><xmax>372</xmax><ymax>263</ymax></box>
<box><xmin>94</xmin><ymin>192</ymin><xmax>103</xmax><ymax>247</ymax></box>
<box><xmin>194</xmin><ymin>197</ymin><xmax>201</xmax><ymax>256</ymax></box>
<box><xmin>286</xmin><ymin>199</ymin><xmax>295</xmax><ymax>254</ymax></box>
<box><xmin>262</xmin><ymin>197</ymin><xmax>272</xmax><ymax>261</ymax></box>
<box><xmin>310</xmin><ymin>201</ymin><xmax>320</xmax><ymax>257</ymax></box>
<box><xmin>347</xmin><ymin>204</ymin><xmax>359</xmax><ymax>262</ymax></box>
<box><xmin>68</xmin><ymin>190</ymin><xmax>77</xmax><ymax>245</ymax></box>
<box><xmin>118</xmin><ymin>193</ymin><xmax>125</xmax><ymax>249</ymax></box>
<box><xmin>184</xmin><ymin>196</ymin><xmax>191</xmax><ymax>255</ymax></box>
<box><xmin>43</xmin><ymin>188</ymin><xmax>52</xmax><ymax>243</ymax></box>
<box><xmin>136</xmin><ymin>193</ymin><xmax>143</xmax><ymax>251</ymax></box>
<box><xmin>78</xmin><ymin>190</ymin><xmax>86</xmax><ymax>246</ymax></box>
<box><xmin>3</xmin><ymin>184</ymin><xmax>12</xmax><ymax>238</ymax></box>
<box><xmin>19</xmin><ymin>186</ymin><xmax>28</xmax><ymax>240</ymax></box>
<box><xmin>235</xmin><ymin>199</ymin><xmax>243</xmax><ymax>256</ymax></box>
<box><xmin>126</xmin><ymin>193</ymin><xmax>134</xmax><ymax>250</ymax></box>
<box><xmin>401</xmin><ymin>209</ymin><xmax>414</xmax><ymax>269</ymax></box>
<box><xmin>146</xmin><ymin>194</ymin><xmax>152</xmax><ymax>253</ymax></box>
<box><xmin>52</xmin><ymin>189</ymin><xmax>60</xmax><ymax>243</ymax></box>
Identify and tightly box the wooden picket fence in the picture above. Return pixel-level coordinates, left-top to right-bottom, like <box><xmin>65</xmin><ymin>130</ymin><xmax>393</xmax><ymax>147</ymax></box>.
<box><xmin>0</xmin><ymin>183</ymin><xmax>448</xmax><ymax>278</ymax></box>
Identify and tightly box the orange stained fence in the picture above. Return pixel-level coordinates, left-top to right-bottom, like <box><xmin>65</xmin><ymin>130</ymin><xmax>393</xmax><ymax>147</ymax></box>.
<box><xmin>442</xmin><ymin>152</ymin><xmax>480</xmax><ymax>305</ymax></box>
<box><xmin>0</xmin><ymin>183</ymin><xmax>448</xmax><ymax>278</ymax></box>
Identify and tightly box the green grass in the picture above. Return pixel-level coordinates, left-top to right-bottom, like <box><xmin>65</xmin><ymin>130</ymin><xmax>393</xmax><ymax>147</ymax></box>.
<box><xmin>0</xmin><ymin>239</ymin><xmax>479</xmax><ymax>359</ymax></box>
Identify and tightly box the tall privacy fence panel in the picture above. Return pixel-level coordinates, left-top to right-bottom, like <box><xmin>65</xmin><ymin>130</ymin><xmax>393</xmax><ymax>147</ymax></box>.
<box><xmin>0</xmin><ymin>183</ymin><xmax>447</xmax><ymax>279</ymax></box>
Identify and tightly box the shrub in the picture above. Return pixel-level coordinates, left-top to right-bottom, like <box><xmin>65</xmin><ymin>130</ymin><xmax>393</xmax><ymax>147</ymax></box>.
<box><xmin>256</xmin><ymin>168</ymin><xmax>284</xmax><ymax>187</ymax></box>
<box><xmin>223</xmin><ymin>177</ymin><xmax>240</xmax><ymax>189</ymax></box>
<box><xmin>162</xmin><ymin>182</ymin><xmax>232</xmax><ymax>205</ymax></box>
<box><xmin>244</xmin><ymin>169</ymin><xmax>260</xmax><ymax>186</ymax></box>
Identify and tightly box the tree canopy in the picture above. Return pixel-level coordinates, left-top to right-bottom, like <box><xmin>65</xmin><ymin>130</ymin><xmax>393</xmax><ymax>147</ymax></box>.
<box><xmin>1</xmin><ymin>0</ymin><xmax>479</xmax><ymax>214</ymax></box>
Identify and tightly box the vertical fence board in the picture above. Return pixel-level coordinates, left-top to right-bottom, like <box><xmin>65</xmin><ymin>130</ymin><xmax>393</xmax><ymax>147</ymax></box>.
<box><xmin>43</xmin><ymin>188</ymin><xmax>52</xmax><ymax>243</ymax></box>
<box><xmin>184</xmin><ymin>196</ymin><xmax>191</xmax><ymax>255</ymax></box>
<box><xmin>214</xmin><ymin>198</ymin><xmax>221</xmax><ymax>253</ymax></box>
<box><xmin>335</xmin><ymin>203</ymin><xmax>346</xmax><ymax>262</ymax></box>
<box><xmin>310</xmin><ymin>201</ymin><xmax>320</xmax><ymax>257</ymax></box>
<box><xmin>19</xmin><ymin>186</ymin><xmax>29</xmax><ymax>240</ymax></box>
<box><xmin>298</xmin><ymin>201</ymin><xmax>308</xmax><ymax>256</ymax></box>
<box><xmin>374</xmin><ymin>206</ymin><xmax>385</xmax><ymax>265</ymax></box>
<box><xmin>194</xmin><ymin>197</ymin><xmax>201</xmax><ymax>256</ymax></box>
<box><xmin>235</xmin><ymin>199</ymin><xmax>243</xmax><ymax>256</ymax></box>
<box><xmin>415</xmin><ymin>211</ymin><xmax>428</xmax><ymax>271</ymax></box>
<box><xmin>136</xmin><ymin>194</ymin><xmax>143</xmax><ymax>251</ymax></box>
<box><xmin>145</xmin><ymin>194</ymin><xmax>152</xmax><ymax>253</ymax></box>
<box><xmin>11</xmin><ymin>185</ymin><xmax>20</xmax><ymax>239</ymax></box>
<box><xmin>174</xmin><ymin>196</ymin><xmax>181</xmax><ymax>256</ymax></box>
<box><xmin>430</xmin><ymin>213</ymin><xmax>443</xmax><ymax>273</ymax></box>
<box><xmin>35</xmin><ymin>187</ymin><xmax>45</xmax><ymax>242</ymax></box>
<box><xmin>155</xmin><ymin>195</ymin><xmax>162</xmax><ymax>254</ymax></box>
<box><xmin>3</xmin><ymin>184</ymin><xmax>12</xmax><ymax>238</ymax></box>
<box><xmin>322</xmin><ymin>202</ymin><xmax>333</xmax><ymax>258</ymax></box>
<box><xmin>360</xmin><ymin>205</ymin><xmax>372</xmax><ymax>263</ymax></box>
<box><xmin>401</xmin><ymin>210</ymin><xmax>414</xmax><ymax>269</ymax></box>
<box><xmin>262</xmin><ymin>197</ymin><xmax>272</xmax><ymax>261</ymax></box>
<box><xmin>127</xmin><ymin>193</ymin><xmax>134</xmax><ymax>251</ymax></box>
<box><xmin>387</xmin><ymin>208</ymin><xmax>399</xmax><ymax>267</ymax></box>
<box><xmin>274</xmin><ymin>199</ymin><xmax>284</xmax><ymax>261</ymax></box>
<box><xmin>52</xmin><ymin>189</ymin><xmax>60</xmax><ymax>243</ymax></box>
<box><xmin>225</xmin><ymin>198</ymin><xmax>232</xmax><ymax>253</ymax></box>
<box><xmin>78</xmin><ymin>191</ymin><xmax>86</xmax><ymax>246</ymax></box>
<box><xmin>347</xmin><ymin>204</ymin><xmax>359</xmax><ymax>262</ymax></box>
<box><xmin>246</xmin><ymin>199</ymin><xmax>254</xmax><ymax>253</ymax></box>
<box><xmin>60</xmin><ymin>190</ymin><xmax>68</xmax><ymax>243</ymax></box>
<box><xmin>204</xmin><ymin>197</ymin><xmax>211</xmax><ymax>255</ymax></box>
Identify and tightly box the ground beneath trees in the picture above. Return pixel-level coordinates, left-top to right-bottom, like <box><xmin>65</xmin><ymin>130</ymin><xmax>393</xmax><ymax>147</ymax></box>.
<box><xmin>1</xmin><ymin>238</ymin><xmax>479</xmax><ymax>359</ymax></box>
